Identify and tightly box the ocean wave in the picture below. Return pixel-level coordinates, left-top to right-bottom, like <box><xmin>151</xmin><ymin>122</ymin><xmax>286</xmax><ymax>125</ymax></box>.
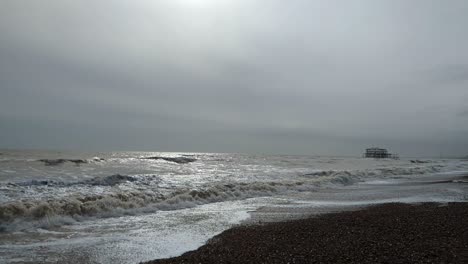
<box><xmin>303</xmin><ymin>165</ymin><xmax>444</xmax><ymax>179</ymax></box>
<box><xmin>35</xmin><ymin>156</ymin><xmax>197</xmax><ymax>166</ymax></box>
<box><xmin>0</xmin><ymin>163</ymin><xmax>453</xmax><ymax>231</ymax></box>
<box><xmin>410</xmin><ymin>160</ymin><xmax>432</xmax><ymax>164</ymax></box>
<box><xmin>141</xmin><ymin>156</ymin><xmax>197</xmax><ymax>164</ymax></box>
<box><xmin>83</xmin><ymin>174</ymin><xmax>137</xmax><ymax>186</ymax></box>
<box><xmin>10</xmin><ymin>174</ymin><xmax>138</xmax><ymax>187</ymax></box>
<box><xmin>39</xmin><ymin>159</ymin><xmax>88</xmax><ymax>166</ymax></box>
<box><xmin>38</xmin><ymin>157</ymin><xmax>106</xmax><ymax>166</ymax></box>
<box><xmin>0</xmin><ymin>180</ymin><xmax>314</xmax><ymax>231</ymax></box>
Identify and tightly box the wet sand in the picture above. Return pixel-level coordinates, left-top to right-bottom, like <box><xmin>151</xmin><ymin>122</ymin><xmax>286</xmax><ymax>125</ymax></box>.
<box><xmin>144</xmin><ymin>202</ymin><xmax>468</xmax><ymax>264</ymax></box>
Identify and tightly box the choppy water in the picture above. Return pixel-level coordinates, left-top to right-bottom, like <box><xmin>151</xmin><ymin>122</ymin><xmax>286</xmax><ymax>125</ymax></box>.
<box><xmin>0</xmin><ymin>150</ymin><xmax>467</xmax><ymax>263</ymax></box>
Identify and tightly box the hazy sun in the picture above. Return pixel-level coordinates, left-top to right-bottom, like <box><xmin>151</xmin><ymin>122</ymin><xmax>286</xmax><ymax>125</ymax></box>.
<box><xmin>177</xmin><ymin>0</ymin><xmax>226</xmax><ymax>7</ymax></box>
<box><xmin>180</xmin><ymin>0</ymin><xmax>209</xmax><ymax>6</ymax></box>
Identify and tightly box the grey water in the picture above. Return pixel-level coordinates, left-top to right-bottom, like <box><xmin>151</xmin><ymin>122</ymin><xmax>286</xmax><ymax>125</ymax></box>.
<box><xmin>0</xmin><ymin>149</ymin><xmax>467</xmax><ymax>263</ymax></box>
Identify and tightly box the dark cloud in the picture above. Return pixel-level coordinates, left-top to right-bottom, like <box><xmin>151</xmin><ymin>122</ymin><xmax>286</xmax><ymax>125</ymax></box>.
<box><xmin>1</xmin><ymin>0</ymin><xmax>468</xmax><ymax>156</ymax></box>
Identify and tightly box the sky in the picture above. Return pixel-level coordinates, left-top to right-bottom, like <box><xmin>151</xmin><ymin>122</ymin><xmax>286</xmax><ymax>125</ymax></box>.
<box><xmin>1</xmin><ymin>0</ymin><xmax>468</xmax><ymax>157</ymax></box>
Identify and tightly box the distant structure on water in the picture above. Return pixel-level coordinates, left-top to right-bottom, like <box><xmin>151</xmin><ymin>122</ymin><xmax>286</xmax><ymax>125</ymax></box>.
<box><xmin>363</xmin><ymin>147</ymin><xmax>399</xmax><ymax>159</ymax></box>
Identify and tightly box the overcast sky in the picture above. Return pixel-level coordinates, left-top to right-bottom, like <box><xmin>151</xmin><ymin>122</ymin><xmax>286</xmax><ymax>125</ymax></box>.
<box><xmin>1</xmin><ymin>0</ymin><xmax>467</xmax><ymax>157</ymax></box>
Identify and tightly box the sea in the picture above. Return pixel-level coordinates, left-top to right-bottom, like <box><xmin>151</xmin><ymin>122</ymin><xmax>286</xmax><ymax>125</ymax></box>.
<box><xmin>0</xmin><ymin>149</ymin><xmax>467</xmax><ymax>263</ymax></box>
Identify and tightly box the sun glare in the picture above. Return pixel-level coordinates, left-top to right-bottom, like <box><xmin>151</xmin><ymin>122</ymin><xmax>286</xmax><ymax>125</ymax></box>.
<box><xmin>179</xmin><ymin>0</ymin><xmax>209</xmax><ymax>6</ymax></box>
<box><xmin>175</xmin><ymin>0</ymin><xmax>229</xmax><ymax>7</ymax></box>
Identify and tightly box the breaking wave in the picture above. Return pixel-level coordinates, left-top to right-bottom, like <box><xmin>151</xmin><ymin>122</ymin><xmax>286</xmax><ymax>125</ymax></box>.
<box><xmin>0</xmin><ymin>180</ymin><xmax>306</xmax><ymax>231</ymax></box>
<box><xmin>140</xmin><ymin>156</ymin><xmax>197</xmax><ymax>164</ymax></box>
<box><xmin>36</xmin><ymin>155</ymin><xmax>197</xmax><ymax>166</ymax></box>
<box><xmin>38</xmin><ymin>157</ymin><xmax>105</xmax><ymax>166</ymax></box>
<box><xmin>11</xmin><ymin>174</ymin><xmax>138</xmax><ymax>187</ymax></box>
<box><xmin>0</xmin><ymin>163</ymin><xmax>452</xmax><ymax>231</ymax></box>
<box><xmin>303</xmin><ymin>165</ymin><xmax>445</xmax><ymax>179</ymax></box>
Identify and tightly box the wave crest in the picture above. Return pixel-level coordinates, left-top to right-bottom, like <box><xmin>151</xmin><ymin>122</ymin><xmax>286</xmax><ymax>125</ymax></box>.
<box><xmin>0</xmin><ymin>180</ymin><xmax>307</xmax><ymax>231</ymax></box>
<box><xmin>12</xmin><ymin>174</ymin><xmax>137</xmax><ymax>187</ymax></box>
<box><xmin>0</xmin><ymin>163</ymin><xmax>450</xmax><ymax>231</ymax></box>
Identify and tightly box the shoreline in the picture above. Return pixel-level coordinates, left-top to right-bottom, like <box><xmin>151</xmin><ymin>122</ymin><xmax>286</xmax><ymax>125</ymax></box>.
<box><xmin>143</xmin><ymin>202</ymin><xmax>468</xmax><ymax>264</ymax></box>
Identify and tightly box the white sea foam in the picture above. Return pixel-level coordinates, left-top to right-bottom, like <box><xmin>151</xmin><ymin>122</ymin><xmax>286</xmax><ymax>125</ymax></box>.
<box><xmin>1</xmin><ymin>151</ymin><xmax>467</xmax><ymax>232</ymax></box>
<box><xmin>0</xmin><ymin>151</ymin><xmax>467</xmax><ymax>263</ymax></box>
<box><xmin>0</xmin><ymin>181</ymin><xmax>293</xmax><ymax>231</ymax></box>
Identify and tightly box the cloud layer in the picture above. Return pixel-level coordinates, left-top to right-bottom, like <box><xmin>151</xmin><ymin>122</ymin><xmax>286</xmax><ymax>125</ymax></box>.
<box><xmin>1</xmin><ymin>0</ymin><xmax>467</xmax><ymax>156</ymax></box>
